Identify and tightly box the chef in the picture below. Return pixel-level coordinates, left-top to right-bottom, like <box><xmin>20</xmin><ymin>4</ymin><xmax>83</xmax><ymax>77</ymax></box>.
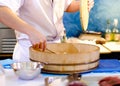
<box><xmin>0</xmin><ymin>0</ymin><xmax>94</xmax><ymax>62</ymax></box>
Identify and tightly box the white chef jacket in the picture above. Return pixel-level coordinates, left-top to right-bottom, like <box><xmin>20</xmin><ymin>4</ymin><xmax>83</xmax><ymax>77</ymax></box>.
<box><xmin>0</xmin><ymin>0</ymin><xmax>72</xmax><ymax>62</ymax></box>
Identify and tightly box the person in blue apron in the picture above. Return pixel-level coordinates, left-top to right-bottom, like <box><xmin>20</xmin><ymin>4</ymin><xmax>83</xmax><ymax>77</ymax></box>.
<box><xmin>0</xmin><ymin>0</ymin><xmax>94</xmax><ymax>62</ymax></box>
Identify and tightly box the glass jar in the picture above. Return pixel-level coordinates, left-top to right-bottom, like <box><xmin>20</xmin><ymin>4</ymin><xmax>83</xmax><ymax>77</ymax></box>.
<box><xmin>112</xmin><ymin>19</ymin><xmax>120</xmax><ymax>41</ymax></box>
<box><xmin>105</xmin><ymin>19</ymin><xmax>113</xmax><ymax>41</ymax></box>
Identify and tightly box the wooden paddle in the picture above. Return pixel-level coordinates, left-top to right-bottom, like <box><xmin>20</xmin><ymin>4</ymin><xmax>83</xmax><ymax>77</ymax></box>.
<box><xmin>80</xmin><ymin>0</ymin><xmax>89</xmax><ymax>32</ymax></box>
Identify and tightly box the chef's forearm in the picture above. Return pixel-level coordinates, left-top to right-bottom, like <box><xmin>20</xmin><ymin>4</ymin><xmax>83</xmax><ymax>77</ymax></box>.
<box><xmin>65</xmin><ymin>0</ymin><xmax>80</xmax><ymax>12</ymax></box>
<box><xmin>0</xmin><ymin>6</ymin><xmax>37</xmax><ymax>37</ymax></box>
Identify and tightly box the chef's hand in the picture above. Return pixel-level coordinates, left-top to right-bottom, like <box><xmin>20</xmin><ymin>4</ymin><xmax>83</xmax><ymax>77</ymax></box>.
<box><xmin>29</xmin><ymin>31</ymin><xmax>47</xmax><ymax>51</ymax></box>
<box><xmin>88</xmin><ymin>0</ymin><xmax>94</xmax><ymax>12</ymax></box>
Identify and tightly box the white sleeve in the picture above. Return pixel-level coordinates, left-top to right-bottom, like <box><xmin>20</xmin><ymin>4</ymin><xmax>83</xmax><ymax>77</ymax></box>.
<box><xmin>64</xmin><ymin>0</ymin><xmax>73</xmax><ymax>11</ymax></box>
<box><xmin>0</xmin><ymin>0</ymin><xmax>24</xmax><ymax>13</ymax></box>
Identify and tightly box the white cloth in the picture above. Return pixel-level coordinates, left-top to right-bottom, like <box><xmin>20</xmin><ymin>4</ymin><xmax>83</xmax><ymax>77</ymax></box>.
<box><xmin>4</xmin><ymin>69</ymin><xmax>120</xmax><ymax>86</ymax></box>
<box><xmin>0</xmin><ymin>0</ymin><xmax>72</xmax><ymax>62</ymax></box>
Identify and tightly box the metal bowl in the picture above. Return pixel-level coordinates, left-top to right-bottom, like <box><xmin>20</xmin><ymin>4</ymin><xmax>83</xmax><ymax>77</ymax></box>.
<box><xmin>11</xmin><ymin>62</ymin><xmax>43</xmax><ymax>80</ymax></box>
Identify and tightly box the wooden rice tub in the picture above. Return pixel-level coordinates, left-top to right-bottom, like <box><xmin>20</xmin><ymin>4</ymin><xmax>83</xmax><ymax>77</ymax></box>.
<box><xmin>30</xmin><ymin>43</ymin><xmax>100</xmax><ymax>74</ymax></box>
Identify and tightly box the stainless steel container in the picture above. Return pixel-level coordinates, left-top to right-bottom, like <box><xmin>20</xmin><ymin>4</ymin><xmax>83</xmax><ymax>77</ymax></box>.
<box><xmin>11</xmin><ymin>62</ymin><xmax>43</xmax><ymax>80</ymax></box>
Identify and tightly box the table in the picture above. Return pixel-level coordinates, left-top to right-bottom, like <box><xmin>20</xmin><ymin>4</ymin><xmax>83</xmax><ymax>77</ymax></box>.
<box><xmin>1</xmin><ymin>59</ymin><xmax>120</xmax><ymax>86</ymax></box>
<box><xmin>103</xmin><ymin>42</ymin><xmax>120</xmax><ymax>52</ymax></box>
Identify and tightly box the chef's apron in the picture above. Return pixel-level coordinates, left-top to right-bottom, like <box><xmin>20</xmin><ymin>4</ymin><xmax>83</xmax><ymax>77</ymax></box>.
<box><xmin>0</xmin><ymin>0</ymin><xmax>72</xmax><ymax>62</ymax></box>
